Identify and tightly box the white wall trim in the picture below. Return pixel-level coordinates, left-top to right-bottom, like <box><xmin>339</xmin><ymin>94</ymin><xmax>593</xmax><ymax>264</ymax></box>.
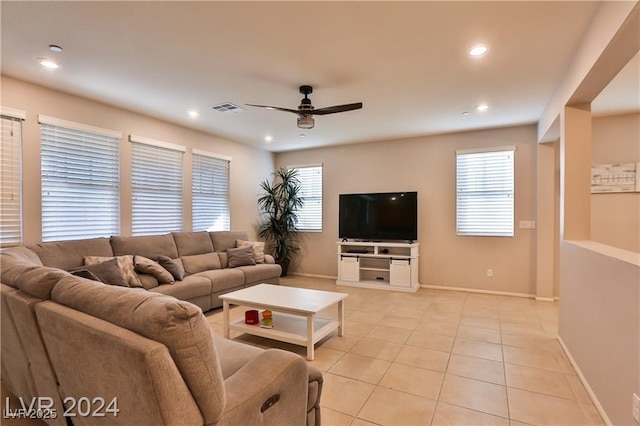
<box><xmin>38</xmin><ymin>114</ymin><xmax>121</xmax><ymax>138</ymax></box>
<box><xmin>557</xmin><ymin>336</ymin><xmax>612</xmax><ymax>426</ymax></box>
<box><xmin>286</xmin><ymin>162</ymin><xmax>323</xmax><ymax>169</ymax></box>
<box><xmin>129</xmin><ymin>134</ymin><xmax>186</xmax><ymax>152</ymax></box>
<box><xmin>192</xmin><ymin>148</ymin><xmax>232</xmax><ymax>162</ymax></box>
<box><xmin>1</xmin><ymin>107</ymin><xmax>26</xmax><ymax>120</ymax></box>
<box><xmin>535</xmin><ymin>296</ymin><xmax>555</xmax><ymax>302</ymax></box>
<box><xmin>421</xmin><ymin>284</ymin><xmax>534</xmax><ymax>299</ymax></box>
<box><xmin>456</xmin><ymin>145</ymin><xmax>516</xmax><ymax>155</ymax></box>
<box><xmin>288</xmin><ymin>272</ymin><xmax>337</xmax><ymax>280</ymax></box>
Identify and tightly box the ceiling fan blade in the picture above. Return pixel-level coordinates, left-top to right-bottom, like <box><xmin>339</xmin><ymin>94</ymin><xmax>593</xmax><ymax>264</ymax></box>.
<box><xmin>311</xmin><ymin>102</ymin><xmax>363</xmax><ymax>115</ymax></box>
<box><xmin>245</xmin><ymin>104</ymin><xmax>301</xmax><ymax>114</ymax></box>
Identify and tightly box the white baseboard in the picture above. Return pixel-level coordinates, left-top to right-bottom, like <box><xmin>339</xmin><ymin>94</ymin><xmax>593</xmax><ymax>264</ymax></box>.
<box><xmin>287</xmin><ymin>272</ymin><xmax>337</xmax><ymax>280</ymax></box>
<box><xmin>421</xmin><ymin>284</ymin><xmax>534</xmax><ymax>299</ymax></box>
<box><xmin>535</xmin><ymin>296</ymin><xmax>555</xmax><ymax>302</ymax></box>
<box><xmin>557</xmin><ymin>336</ymin><xmax>612</xmax><ymax>426</ymax></box>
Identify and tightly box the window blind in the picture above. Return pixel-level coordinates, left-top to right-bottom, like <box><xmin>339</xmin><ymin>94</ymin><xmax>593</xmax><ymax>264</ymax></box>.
<box><xmin>40</xmin><ymin>118</ymin><xmax>121</xmax><ymax>242</ymax></box>
<box><xmin>1</xmin><ymin>112</ymin><xmax>24</xmax><ymax>247</ymax></box>
<box><xmin>131</xmin><ymin>136</ymin><xmax>184</xmax><ymax>236</ymax></box>
<box><xmin>192</xmin><ymin>150</ymin><xmax>230</xmax><ymax>232</ymax></box>
<box><xmin>456</xmin><ymin>147</ymin><xmax>515</xmax><ymax>237</ymax></box>
<box><xmin>291</xmin><ymin>165</ymin><xmax>322</xmax><ymax>232</ymax></box>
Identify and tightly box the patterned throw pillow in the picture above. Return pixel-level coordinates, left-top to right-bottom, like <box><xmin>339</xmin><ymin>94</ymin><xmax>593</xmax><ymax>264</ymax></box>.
<box><xmin>236</xmin><ymin>239</ymin><xmax>265</xmax><ymax>264</ymax></box>
<box><xmin>134</xmin><ymin>255</ymin><xmax>174</xmax><ymax>284</ymax></box>
<box><xmin>83</xmin><ymin>255</ymin><xmax>143</xmax><ymax>288</ymax></box>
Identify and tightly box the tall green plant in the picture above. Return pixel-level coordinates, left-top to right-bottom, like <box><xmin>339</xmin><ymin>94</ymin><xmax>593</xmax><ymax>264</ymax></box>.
<box><xmin>257</xmin><ymin>168</ymin><xmax>304</xmax><ymax>275</ymax></box>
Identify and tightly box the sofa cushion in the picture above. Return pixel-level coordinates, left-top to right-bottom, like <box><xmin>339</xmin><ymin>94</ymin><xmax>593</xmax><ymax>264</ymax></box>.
<box><xmin>209</xmin><ymin>231</ymin><xmax>249</xmax><ymax>252</ymax></box>
<box><xmin>236</xmin><ymin>240</ymin><xmax>265</xmax><ymax>264</ymax></box>
<box><xmin>0</xmin><ymin>247</ymin><xmax>44</xmax><ymax>289</ymax></box>
<box><xmin>134</xmin><ymin>256</ymin><xmax>174</xmax><ymax>284</ymax></box>
<box><xmin>158</xmin><ymin>256</ymin><xmax>185</xmax><ymax>281</ymax></box>
<box><xmin>217</xmin><ymin>252</ymin><xmax>228</xmax><ymax>269</ymax></box>
<box><xmin>227</xmin><ymin>246</ymin><xmax>256</xmax><ymax>268</ymax></box>
<box><xmin>181</xmin><ymin>252</ymin><xmax>221</xmax><ymax>275</ymax></box>
<box><xmin>149</xmin><ymin>275</ymin><xmax>212</xmax><ymax>301</ymax></box>
<box><xmin>14</xmin><ymin>267</ymin><xmax>70</xmax><ymax>300</ymax></box>
<box><xmin>84</xmin><ymin>255</ymin><xmax>143</xmax><ymax>288</ymax></box>
<box><xmin>110</xmin><ymin>234</ymin><xmax>179</xmax><ymax>259</ymax></box>
<box><xmin>28</xmin><ymin>237</ymin><xmax>113</xmax><ymax>271</ymax></box>
<box><xmin>213</xmin><ymin>335</ymin><xmax>262</xmax><ymax>379</ymax></box>
<box><xmin>72</xmin><ymin>258</ymin><xmax>130</xmax><ymax>287</ymax></box>
<box><xmin>193</xmin><ymin>269</ymin><xmax>245</xmax><ymax>292</ymax></box>
<box><xmin>172</xmin><ymin>231</ymin><xmax>214</xmax><ymax>256</ymax></box>
<box><xmin>50</xmin><ymin>276</ymin><xmax>226</xmax><ymax>424</ymax></box>
<box><xmin>137</xmin><ymin>274</ymin><xmax>160</xmax><ymax>290</ymax></box>
<box><xmin>236</xmin><ymin>264</ymin><xmax>282</xmax><ymax>284</ymax></box>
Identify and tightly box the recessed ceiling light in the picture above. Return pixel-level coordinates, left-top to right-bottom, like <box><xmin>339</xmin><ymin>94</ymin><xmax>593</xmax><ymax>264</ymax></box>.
<box><xmin>187</xmin><ymin>110</ymin><xmax>199</xmax><ymax>118</ymax></box>
<box><xmin>38</xmin><ymin>58</ymin><xmax>59</xmax><ymax>69</ymax></box>
<box><xmin>469</xmin><ymin>45</ymin><xmax>488</xmax><ymax>57</ymax></box>
<box><xmin>461</xmin><ymin>111</ymin><xmax>470</xmax><ymax>116</ymax></box>
<box><xmin>299</xmin><ymin>134</ymin><xmax>306</xmax><ymax>138</ymax></box>
<box><xmin>265</xmin><ymin>135</ymin><xmax>273</xmax><ymax>142</ymax></box>
<box><xmin>476</xmin><ymin>104</ymin><xmax>489</xmax><ymax>111</ymax></box>
<box><xmin>49</xmin><ymin>44</ymin><xmax>63</xmax><ymax>53</ymax></box>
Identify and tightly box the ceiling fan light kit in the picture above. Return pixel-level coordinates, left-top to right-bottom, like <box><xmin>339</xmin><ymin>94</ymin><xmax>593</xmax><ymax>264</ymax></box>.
<box><xmin>246</xmin><ymin>84</ymin><xmax>362</xmax><ymax>129</ymax></box>
<box><xmin>297</xmin><ymin>115</ymin><xmax>315</xmax><ymax>129</ymax></box>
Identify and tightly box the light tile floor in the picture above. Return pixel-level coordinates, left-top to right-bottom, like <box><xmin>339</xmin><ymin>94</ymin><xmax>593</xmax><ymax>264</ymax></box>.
<box><xmin>207</xmin><ymin>276</ymin><xmax>604</xmax><ymax>426</ymax></box>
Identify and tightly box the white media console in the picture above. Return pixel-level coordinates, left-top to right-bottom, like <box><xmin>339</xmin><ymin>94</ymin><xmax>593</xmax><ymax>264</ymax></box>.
<box><xmin>336</xmin><ymin>241</ymin><xmax>419</xmax><ymax>292</ymax></box>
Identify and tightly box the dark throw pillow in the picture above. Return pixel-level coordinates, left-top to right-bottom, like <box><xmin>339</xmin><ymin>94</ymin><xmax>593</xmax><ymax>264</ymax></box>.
<box><xmin>227</xmin><ymin>245</ymin><xmax>256</xmax><ymax>268</ymax></box>
<box><xmin>71</xmin><ymin>258</ymin><xmax>130</xmax><ymax>287</ymax></box>
<box><xmin>157</xmin><ymin>255</ymin><xmax>185</xmax><ymax>281</ymax></box>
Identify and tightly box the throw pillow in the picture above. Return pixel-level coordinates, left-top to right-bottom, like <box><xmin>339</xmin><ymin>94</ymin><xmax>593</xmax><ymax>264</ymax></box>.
<box><xmin>236</xmin><ymin>239</ymin><xmax>265</xmax><ymax>264</ymax></box>
<box><xmin>227</xmin><ymin>245</ymin><xmax>256</xmax><ymax>268</ymax></box>
<box><xmin>71</xmin><ymin>258</ymin><xmax>130</xmax><ymax>287</ymax></box>
<box><xmin>157</xmin><ymin>255</ymin><xmax>185</xmax><ymax>281</ymax></box>
<box><xmin>181</xmin><ymin>252</ymin><xmax>221</xmax><ymax>275</ymax></box>
<box><xmin>70</xmin><ymin>268</ymin><xmax>101</xmax><ymax>282</ymax></box>
<box><xmin>134</xmin><ymin>255</ymin><xmax>174</xmax><ymax>284</ymax></box>
<box><xmin>83</xmin><ymin>255</ymin><xmax>143</xmax><ymax>288</ymax></box>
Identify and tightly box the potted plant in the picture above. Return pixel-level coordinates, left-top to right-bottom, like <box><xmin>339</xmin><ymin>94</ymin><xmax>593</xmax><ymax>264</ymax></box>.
<box><xmin>257</xmin><ymin>168</ymin><xmax>304</xmax><ymax>276</ymax></box>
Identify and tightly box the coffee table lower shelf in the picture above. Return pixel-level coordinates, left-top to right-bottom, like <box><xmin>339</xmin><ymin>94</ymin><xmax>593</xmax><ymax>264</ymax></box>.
<box><xmin>229</xmin><ymin>313</ymin><xmax>338</xmax><ymax>360</ymax></box>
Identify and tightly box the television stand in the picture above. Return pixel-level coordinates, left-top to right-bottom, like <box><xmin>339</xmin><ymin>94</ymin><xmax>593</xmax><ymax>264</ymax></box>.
<box><xmin>336</xmin><ymin>241</ymin><xmax>419</xmax><ymax>293</ymax></box>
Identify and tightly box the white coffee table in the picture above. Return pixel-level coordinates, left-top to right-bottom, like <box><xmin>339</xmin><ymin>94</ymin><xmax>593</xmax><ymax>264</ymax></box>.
<box><xmin>219</xmin><ymin>284</ymin><xmax>348</xmax><ymax>360</ymax></box>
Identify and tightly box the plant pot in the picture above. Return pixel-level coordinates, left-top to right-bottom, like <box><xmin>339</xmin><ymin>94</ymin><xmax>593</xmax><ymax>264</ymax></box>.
<box><xmin>278</xmin><ymin>259</ymin><xmax>291</xmax><ymax>277</ymax></box>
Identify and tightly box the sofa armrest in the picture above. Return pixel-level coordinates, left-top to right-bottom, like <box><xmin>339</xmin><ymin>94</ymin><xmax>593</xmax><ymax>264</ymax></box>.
<box><xmin>264</xmin><ymin>254</ymin><xmax>275</xmax><ymax>264</ymax></box>
<box><xmin>222</xmin><ymin>349</ymin><xmax>308</xmax><ymax>425</ymax></box>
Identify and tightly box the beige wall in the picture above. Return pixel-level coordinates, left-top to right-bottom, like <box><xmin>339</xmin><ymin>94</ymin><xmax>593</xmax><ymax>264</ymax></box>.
<box><xmin>276</xmin><ymin>124</ymin><xmax>538</xmax><ymax>296</ymax></box>
<box><xmin>591</xmin><ymin>112</ymin><xmax>640</xmax><ymax>252</ymax></box>
<box><xmin>1</xmin><ymin>76</ymin><xmax>275</xmax><ymax>244</ymax></box>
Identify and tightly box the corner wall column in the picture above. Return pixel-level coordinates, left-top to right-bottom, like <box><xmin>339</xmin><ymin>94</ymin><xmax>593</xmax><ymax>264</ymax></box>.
<box><xmin>559</xmin><ymin>105</ymin><xmax>592</xmax><ymax>241</ymax></box>
<box><xmin>535</xmin><ymin>142</ymin><xmax>556</xmax><ymax>301</ymax></box>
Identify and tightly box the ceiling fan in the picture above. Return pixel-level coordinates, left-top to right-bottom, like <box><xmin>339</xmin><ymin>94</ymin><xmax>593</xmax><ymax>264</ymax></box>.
<box><xmin>246</xmin><ymin>85</ymin><xmax>363</xmax><ymax>129</ymax></box>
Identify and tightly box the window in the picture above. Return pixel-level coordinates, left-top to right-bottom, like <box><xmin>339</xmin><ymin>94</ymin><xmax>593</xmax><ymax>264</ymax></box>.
<box><xmin>130</xmin><ymin>135</ymin><xmax>184</xmax><ymax>236</ymax></box>
<box><xmin>456</xmin><ymin>146</ymin><xmax>515</xmax><ymax>237</ymax></box>
<box><xmin>1</xmin><ymin>108</ymin><xmax>25</xmax><ymax>247</ymax></box>
<box><xmin>192</xmin><ymin>149</ymin><xmax>231</xmax><ymax>232</ymax></box>
<box><xmin>40</xmin><ymin>116</ymin><xmax>120</xmax><ymax>242</ymax></box>
<box><xmin>290</xmin><ymin>164</ymin><xmax>323</xmax><ymax>232</ymax></box>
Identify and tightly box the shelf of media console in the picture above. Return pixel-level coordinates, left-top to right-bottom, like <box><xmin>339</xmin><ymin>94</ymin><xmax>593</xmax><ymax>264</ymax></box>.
<box><xmin>336</xmin><ymin>241</ymin><xmax>420</xmax><ymax>293</ymax></box>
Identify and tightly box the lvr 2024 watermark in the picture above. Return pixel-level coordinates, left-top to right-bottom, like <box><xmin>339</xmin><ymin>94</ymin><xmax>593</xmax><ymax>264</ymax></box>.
<box><xmin>3</xmin><ymin>396</ymin><xmax>119</xmax><ymax>419</ymax></box>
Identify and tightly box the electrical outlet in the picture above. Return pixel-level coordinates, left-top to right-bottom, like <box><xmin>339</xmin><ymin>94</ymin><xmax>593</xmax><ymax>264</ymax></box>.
<box><xmin>633</xmin><ymin>393</ymin><xmax>639</xmax><ymax>423</ymax></box>
<box><xmin>486</xmin><ymin>269</ymin><xmax>493</xmax><ymax>278</ymax></box>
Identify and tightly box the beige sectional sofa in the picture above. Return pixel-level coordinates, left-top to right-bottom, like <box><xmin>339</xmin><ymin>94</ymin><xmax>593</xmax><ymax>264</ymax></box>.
<box><xmin>0</xmin><ymin>230</ymin><xmax>323</xmax><ymax>426</ymax></box>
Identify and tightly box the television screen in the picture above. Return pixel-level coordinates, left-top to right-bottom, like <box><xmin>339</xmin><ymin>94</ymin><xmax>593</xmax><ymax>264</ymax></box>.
<box><xmin>339</xmin><ymin>192</ymin><xmax>418</xmax><ymax>241</ymax></box>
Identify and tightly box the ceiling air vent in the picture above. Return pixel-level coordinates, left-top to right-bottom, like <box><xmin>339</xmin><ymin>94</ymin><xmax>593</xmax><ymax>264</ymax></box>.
<box><xmin>210</xmin><ymin>102</ymin><xmax>244</xmax><ymax>115</ymax></box>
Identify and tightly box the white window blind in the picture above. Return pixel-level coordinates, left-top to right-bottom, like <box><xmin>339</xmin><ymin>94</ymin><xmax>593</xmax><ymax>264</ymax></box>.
<box><xmin>1</xmin><ymin>110</ymin><xmax>25</xmax><ymax>247</ymax></box>
<box><xmin>131</xmin><ymin>136</ymin><xmax>184</xmax><ymax>236</ymax></box>
<box><xmin>192</xmin><ymin>150</ymin><xmax>230</xmax><ymax>232</ymax></box>
<box><xmin>456</xmin><ymin>147</ymin><xmax>515</xmax><ymax>237</ymax></box>
<box><xmin>290</xmin><ymin>164</ymin><xmax>322</xmax><ymax>232</ymax></box>
<box><xmin>40</xmin><ymin>117</ymin><xmax>121</xmax><ymax>242</ymax></box>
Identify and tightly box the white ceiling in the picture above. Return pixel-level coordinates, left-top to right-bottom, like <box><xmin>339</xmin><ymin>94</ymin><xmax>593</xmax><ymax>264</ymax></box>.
<box><xmin>1</xmin><ymin>1</ymin><xmax>636</xmax><ymax>152</ymax></box>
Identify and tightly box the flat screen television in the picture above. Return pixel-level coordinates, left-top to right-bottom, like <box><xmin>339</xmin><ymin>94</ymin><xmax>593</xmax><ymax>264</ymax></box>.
<box><xmin>339</xmin><ymin>192</ymin><xmax>418</xmax><ymax>241</ymax></box>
